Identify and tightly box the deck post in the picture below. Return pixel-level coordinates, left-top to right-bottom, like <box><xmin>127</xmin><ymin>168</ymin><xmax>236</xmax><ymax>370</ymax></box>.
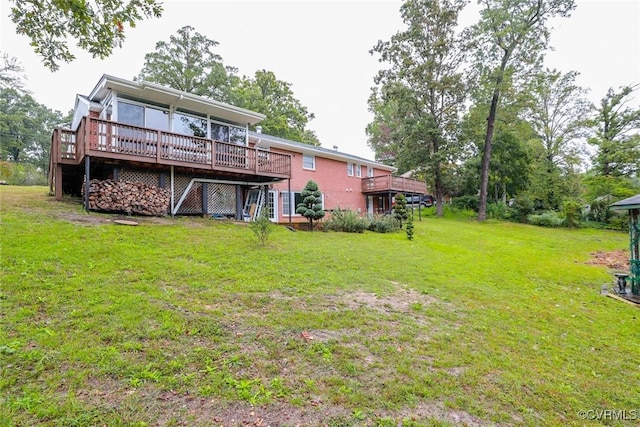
<box><xmin>201</xmin><ymin>182</ymin><xmax>208</xmax><ymax>215</ymax></box>
<box><xmin>236</xmin><ymin>185</ymin><xmax>243</xmax><ymax>220</ymax></box>
<box><xmin>55</xmin><ymin>163</ymin><xmax>63</xmax><ymax>201</ymax></box>
<box><xmin>170</xmin><ymin>166</ymin><xmax>175</xmax><ymax>217</ymax></box>
<box><xmin>84</xmin><ymin>155</ymin><xmax>90</xmax><ymax>211</ymax></box>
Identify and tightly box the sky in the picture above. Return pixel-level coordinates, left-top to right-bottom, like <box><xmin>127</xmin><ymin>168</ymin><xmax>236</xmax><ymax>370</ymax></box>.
<box><xmin>1</xmin><ymin>0</ymin><xmax>639</xmax><ymax>160</ymax></box>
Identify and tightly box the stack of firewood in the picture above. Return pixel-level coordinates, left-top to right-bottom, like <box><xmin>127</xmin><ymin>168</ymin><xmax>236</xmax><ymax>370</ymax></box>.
<box><xmin>84</xmin><ymin>179</ymin><xmax>170</xmax><ymax>216</ymax></box>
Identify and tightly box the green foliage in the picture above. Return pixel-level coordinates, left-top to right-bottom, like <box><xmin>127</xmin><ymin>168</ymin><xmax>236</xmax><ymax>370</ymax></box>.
<box><xmin>0</xmin><ymin>88</ymin><xmax>67</xmax><ymax>170</ymax></box>
<box><xmin>10</xmin><ymin>0</ymin><xmax>163</xmax><ymax>71</ymax></box>
<box><xmin>295</xmin><ymin>180</ymin><xmax>325</xmax><ymax>230</ymax></box>
<box><xmin>324</xmin><ymin>209</ymin><xmax>368</xmax><ymax>233</ymax></box>
<box><xmin>527</xmin><ymin>211</ymin><xmax>564</xmax><ymax>228</ymax></box>
<box><xmin>511</xmin><ymin>196</ymin><xmax>535</xmax><ymax>223</ymax></box>
<box><xmin>486</xmin><ymin>202</ymin><xmax>512</xmax><ymax>220</ymax></box>
<box><xmin>231</xmin><ymin>70</ymin><xmax>319</xmax><ymax>145</ymax></box>
<box><xmin>405</xmin><ymin>215</ymin><xmax>414</xmax><ymax>240</ymax></box>
<box><xmin>249</xmin><ymin>209</ymin><xmax>273</xmax><ymax>245</ymax></box>
<box><xmin>466</xmin><ymin>0</ymin><xmax>576</xmax><ymax>220</ymax></box>
<box><xmin>452</xmin><ymin>195</ymin><xmax>479</xmax><ymax>212</ymax></box>
<box><xmin>0</xmin><ymin>161</ymin><xmax>46</xmax><ymax>185</ymax></box>
<box><xmin>588</xmin><ymin>85</ymin><xmax>640</xmax><ymax>177</ymax></box>
<box><xmin>562</xmin><ymin>200</ymin><xmax>582</xmax><ymax>228</ymax></box>
<box><xmin>367</xmin><ymin>214</ymin><xmax>401</xmax><ymax>233</ymax></box>
<box><xmin>136</xmin><ymin>26</ymin><xmax>236</xmax><ymax>102</ymax></box>
<box><xmin>392</xmin><ymin>193</ymin><xmax>408</xmax><ymax>226</ymax></box>
<box><xmin>368</xmin><ymin>0</ymin><xmax>467</xmax><ymax>214</ymax></box>
<box><xmin>136</xmin><ymin>29</ymin><xmax>319</xmax><ymax>144</ymax></box>
<box><xmin>588</xmin><ymin>199</ymin><xmax>613</xmax><ymax>223</ymax></box>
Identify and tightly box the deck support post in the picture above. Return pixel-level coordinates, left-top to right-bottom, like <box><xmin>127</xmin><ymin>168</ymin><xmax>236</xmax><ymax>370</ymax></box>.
<box><xmin>55</xmin><ymin>163</ymin><xmax>63</xmax><ymax>201</ymax></box>
<box><xmin>236</xmin><ymin>185</ymin><xmax>243</xmax><ymax>220</ymax></box>
<box><xmin>202</xmin><ymin>182</ymin><xmax>208</xmax><ymax>215</ymax></box>
<box><xmin>170</xmin><ymin>166</ymin><xmax>175</xmax><ymax>217</ymax></box>
<box><xmin>84</xmin><ymin>156</ymin><xmax>90</xmax><ymax>211</ymax></box>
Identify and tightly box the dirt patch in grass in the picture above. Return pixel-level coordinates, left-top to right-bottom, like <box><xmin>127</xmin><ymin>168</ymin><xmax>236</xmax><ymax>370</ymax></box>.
<box><xmin>587</xmin><ymin>249</ymin><xmax>629</xmax><ymax>270</ymax></box>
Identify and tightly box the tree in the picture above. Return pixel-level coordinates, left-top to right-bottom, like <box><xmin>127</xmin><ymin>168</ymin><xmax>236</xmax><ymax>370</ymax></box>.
<box><xmin>296</xmin><ymin>180</ymin><xmax>325</xmax><ymax>230</ymax></box>
<box><xmin>523</xmin><ymin>69</ymin><xmax>590</xmax><ymax>169</ymax></box>
<box><xmin>467</xmin><ymin>0</ymin><xmax>576</xmax><ymax>221</ymax></box>
<box><xmin>588</xmin><ymin>85</ymin><xmax>640</xmax><ymax>177</ymax></box>
<box><xmin>368</xmin><ymin>0</ymin><xmax>467</xmax><ymax>216</ymax></box>
<box><xmin>0</xmin><ymin>88</ymin><xmax>66</xmax><ymax>172</ymax></box>
<box><xmin>231</xmin><ymin>70</ymin><xmax>320</xmax><ymax>145</ymax></box>
<box><xmin>136</xmin><ymin>26</ymin><xmax>237</xmax><ymax>102</ymax></box>
<box><xmin>9</xmin><ymin>0</ymin><xmax>163</xmax><ymax>71</ymax></box>
<box><xmin>0</xmin><ymin>53</ymin><xmax>26</xmax><ymax>92</ymax></box>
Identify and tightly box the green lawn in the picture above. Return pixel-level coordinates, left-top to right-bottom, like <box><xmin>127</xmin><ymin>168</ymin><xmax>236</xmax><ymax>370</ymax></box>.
<box><xmin>1</xmin><ymin>186</ymin><xmax>638</xmax><ymax>426</ymax></box>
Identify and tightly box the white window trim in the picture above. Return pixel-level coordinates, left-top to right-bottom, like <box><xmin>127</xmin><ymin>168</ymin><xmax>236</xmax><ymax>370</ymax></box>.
<box><xmin>283</xmin><ymin>191</ymin><xmax>324</xmax><ymax>216</ymax></box>
<box><xmin>347</xmin><ymin>163</ymin><xmax>354</xmax><ymax>176</ymax></box>
<box><xmin>302</xmin><ymin>154</ymin><xmax>315</xmax><ymax>170</ymax></box>
<box><xmin>356</xmin><ymin>164</ymin><xmax>362</xmax><ymax>177</ymax></box>
<box><xmin>367</xmin><ymin>166</ymin><xmax>374</xmax><ymax>177</ymax></box>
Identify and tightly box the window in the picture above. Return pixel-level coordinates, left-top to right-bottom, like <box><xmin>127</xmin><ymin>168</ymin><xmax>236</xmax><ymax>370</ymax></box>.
<box><xmin>356</xmin><ymin>164</ymin><xmax>362</xmax><ymax>177</ymax></box>
<box><xmin>118</xmin><ymin>101</ymin><xmax>169</xmax><ymax>130</ymax></box>
<box><xmin>211</xmin><ymin>121</ymin><xmax>247</xmax><ymax>145</ymax></box>
<box><xmin>172</xmin><ymin>112</ymin><xmax>207</xmax><ymax>137</ymax></box>
<box><xmin>367</xmin><ymin>166</ymin><xmax>374</xmax><ymax>177</ymax></box>
<box><xmin>347</xmin><ymin>163</ymin><xmax>354</xmax><ymax>176</ymax></box>
<box><xmin>282</xmin><ymin>191</ymin><xmax>323</xmax><ymax>216</ymax></box>
<box><xmin>303</xmin><ymin>155</ymin><xmax>315</xmax><ymax>170</ymax></box>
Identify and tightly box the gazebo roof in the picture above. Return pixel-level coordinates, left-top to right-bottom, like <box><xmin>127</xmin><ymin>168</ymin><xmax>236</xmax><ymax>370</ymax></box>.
<box><xmin>610</xmin><ymin>194</ymin><xmax>640</xmax><ymax>210</ymax></box>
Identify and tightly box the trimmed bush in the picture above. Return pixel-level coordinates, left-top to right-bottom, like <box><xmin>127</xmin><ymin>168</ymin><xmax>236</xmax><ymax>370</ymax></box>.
<box><xmin>324</xmin><ymin>208</ymin><xmax>368</xmax><ymax>233</ymax></box>
<box><xmin>368</xmin><ymin>214</ymin><xmax>401</xmax><ymax>233</ymax></box>
<box><xmin>527</xmin><ymin>211</ymin><xmax>564</xmax><ymax>228</ymax></box>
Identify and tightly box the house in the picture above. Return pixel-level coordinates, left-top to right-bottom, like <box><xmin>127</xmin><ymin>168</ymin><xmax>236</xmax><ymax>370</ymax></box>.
<box><xmin>49</xmin><ymin>74</ymin><xmax>428</xmax><ymax>223</ymax></box>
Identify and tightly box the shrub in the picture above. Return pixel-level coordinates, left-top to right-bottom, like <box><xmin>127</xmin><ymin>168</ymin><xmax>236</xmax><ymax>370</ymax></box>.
<box><xmin>324</xmin><ymin>208</ymin><xmax>368</xmax><ymax>233</ymax></box>
<box><xmin>511</xmin><ymin>196</ymin><xmax>534</xmax><ymax>223</ymax></box>
<box><xmin>453</xmin><ymin>195</ymin><xmax>479</xmax><ymax>212</ymax></box>
<box><xmin>562</xmin><ymin>200</ymin><xmax>583</xmax><ymax>228</ymax></box>
<box><xmin>249</xmin><ymin>209</ymin><xmax>273</xmax><ymax>245</ymax></box>
<box><xmin>588</xmin><ymin>199</ymin><xmax>612</xmax><ymax>223</ymax></box>
<box><xmin>405</xmin><ymin>215</ymin><xmax>414</xmax><ymax>240</ymax></box>
<box><xmin>527</xmin><ymin>211</ymin><xmax>564</xmax><ymax>228</ymax></box>
<box><xmin>486</xmin><ymin>202</ymin><xmax>512</xmax><ymax>220</ymax></box>
<box><xmin>368</xmin><ymin>214</ymin><xmax>401</xmax><ymax>233</ymax></box>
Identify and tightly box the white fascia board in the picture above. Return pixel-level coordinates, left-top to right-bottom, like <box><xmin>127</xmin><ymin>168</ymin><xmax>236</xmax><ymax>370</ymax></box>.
<box><xmin>86</xmin><ymin>74</ymin><xmax>265</xmax><ymax>126</ymax></box>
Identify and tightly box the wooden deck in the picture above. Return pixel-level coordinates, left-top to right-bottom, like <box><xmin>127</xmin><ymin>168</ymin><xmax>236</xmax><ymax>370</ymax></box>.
<box><xmin>361</xmin><ymin>175</ymin><xmax>427</xmax><ymax>194</ymax></box>
<box><xmin>51</xmin><ymin>117</ymin><xmax>291</xmax><ymax>179</ymax></box>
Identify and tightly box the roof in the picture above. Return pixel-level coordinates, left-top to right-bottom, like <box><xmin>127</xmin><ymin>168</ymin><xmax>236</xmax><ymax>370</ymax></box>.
<box><xmin>87</xmin><ymin>74</ymin><xmax>266</xmax><ymax>126</ymax></box>
<box><xmin>610</xmin><ymin>194</ymin><xmax>640</xmax><ymax>210</ymax></box>
<box><xmin>248</xmin><ymin>131</ymin><xmax>396</xmax><ymax>172</ymax></box>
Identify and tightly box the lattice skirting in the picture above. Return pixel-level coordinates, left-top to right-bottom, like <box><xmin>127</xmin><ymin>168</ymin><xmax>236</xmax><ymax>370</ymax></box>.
<box><xmin>118</xmin><ymin>169</ymin><xmax>237</xmax><ymax>216</ymax></box>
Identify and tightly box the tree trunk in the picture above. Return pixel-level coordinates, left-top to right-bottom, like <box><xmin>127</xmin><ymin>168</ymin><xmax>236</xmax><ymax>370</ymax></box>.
<box><xmin>478</xmin><ymin>52</ymin><xmax>510</xmax><ymax>221</ymax></box>
<box><xmin>435</xmin><ymin>161</ymin><xmax>444</xmax><ymax>217</ymax></box>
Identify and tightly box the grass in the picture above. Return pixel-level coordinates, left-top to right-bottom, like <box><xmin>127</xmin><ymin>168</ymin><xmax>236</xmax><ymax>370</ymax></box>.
<box><xmin>1</xmin><ymin>185</ymin><xmax>638</xmax><ymax>426</ymax></box>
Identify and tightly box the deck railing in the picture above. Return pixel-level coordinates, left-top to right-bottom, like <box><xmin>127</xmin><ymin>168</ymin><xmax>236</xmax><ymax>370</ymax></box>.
<box><xmin>361</xmin><ymin>175</ymin><xmax>427</xmax><ymax>194</ymax></box>
<box><xmin>55</xmin><ymin>117</ymin><xmax>291</xmax><ymax>178</ymax></box>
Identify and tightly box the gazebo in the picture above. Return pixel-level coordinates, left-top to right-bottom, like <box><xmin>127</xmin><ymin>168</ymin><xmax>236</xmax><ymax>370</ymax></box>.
<box><xmin>610</xmin><ymin>194</ymin><xmax>640</xmax><ymax>296</ymax></box>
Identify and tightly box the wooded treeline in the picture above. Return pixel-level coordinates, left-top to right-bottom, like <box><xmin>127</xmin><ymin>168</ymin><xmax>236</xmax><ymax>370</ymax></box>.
<box><xmin>367</xmin><ymin>0</ymin><xmax>639</xmax><ymax>225</ymax></box>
